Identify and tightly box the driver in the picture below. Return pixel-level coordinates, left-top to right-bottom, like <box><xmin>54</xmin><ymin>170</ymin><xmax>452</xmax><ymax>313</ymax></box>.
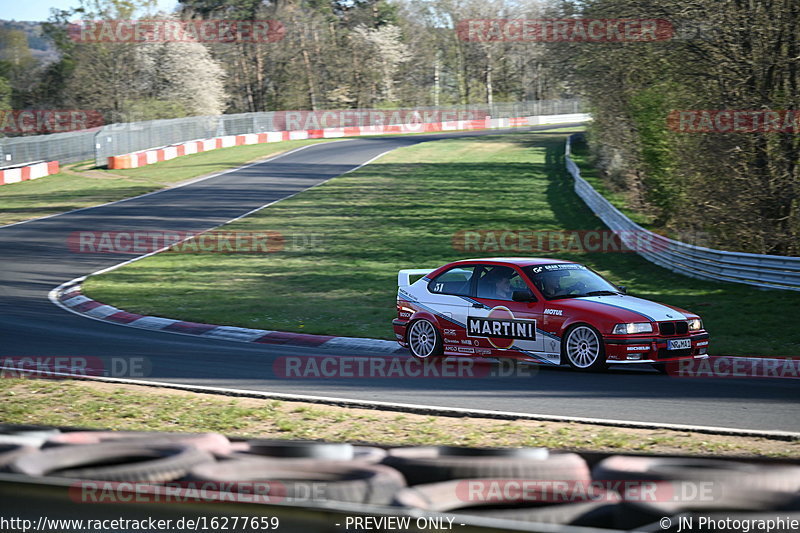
<box><xmin>538</xmin><ymin>271</ymin><xmax>564</xmax><ymax>298</ymax></box>
<box><xmin>493</xmin><ymin>275</ymin><xmax>512</xmax><ymax>299</ymax></box>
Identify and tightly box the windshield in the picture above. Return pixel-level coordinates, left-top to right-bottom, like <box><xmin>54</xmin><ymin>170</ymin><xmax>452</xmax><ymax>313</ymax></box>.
<box><xmin>524</xmin><ymin>264</ymin><xmax>620</xmax><ymax>300</ymax></box>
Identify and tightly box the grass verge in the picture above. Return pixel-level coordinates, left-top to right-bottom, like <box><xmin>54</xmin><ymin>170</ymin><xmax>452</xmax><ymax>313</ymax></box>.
<box><xmin>83</xmin><ymin>129</ymin><xmax>800</xmax><ymax>356</ymax></box>
<box><xmin>1</xmin><ymin>378</ymin><xmax>795</xmax><ymax>457</ymax></box>
<box><xmin>0</xmin><ymin>139</ymin><xmax>331</xmax><ymax>226</ymax></box>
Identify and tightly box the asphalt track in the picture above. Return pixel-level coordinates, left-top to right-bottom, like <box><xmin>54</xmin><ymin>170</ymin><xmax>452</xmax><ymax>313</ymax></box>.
<box><xmin>1</xmin><ymin>125</ymin><xmax>798</xmax><ymax>434</ymax></box>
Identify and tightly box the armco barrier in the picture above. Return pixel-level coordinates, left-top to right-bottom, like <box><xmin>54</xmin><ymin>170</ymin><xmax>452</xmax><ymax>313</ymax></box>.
<box><xmin>565</xmin><ymin>134</ymin><xmax>800</xmax><ymax>291</ymax></box>
<box><xmin>108</xmin><ymin>114</ymin><xmax>590</xmax><ymax>170</ymax></box>
<box><xmin>0</xmin><ymin>160</ymin><xmax>59</xmax><ymax>186</ymax></box>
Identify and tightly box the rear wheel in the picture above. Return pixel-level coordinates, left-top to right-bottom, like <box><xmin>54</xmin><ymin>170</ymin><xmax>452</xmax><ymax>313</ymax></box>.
<box><xmin>407</xmin><ymin>319</ymin><xmax>443</xmax><ymax>360</ymax></box>
<box><xmin>563</xmin><ymin>325</ymin><xmax>607</xmax><ymax>372</ymax></box>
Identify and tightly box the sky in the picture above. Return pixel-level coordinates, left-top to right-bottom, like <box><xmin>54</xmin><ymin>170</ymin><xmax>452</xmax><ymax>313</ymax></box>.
<box><xmin>2</xmin><ymin>0</ymin><xmax>179</xmax><ymax>22</ymax></box>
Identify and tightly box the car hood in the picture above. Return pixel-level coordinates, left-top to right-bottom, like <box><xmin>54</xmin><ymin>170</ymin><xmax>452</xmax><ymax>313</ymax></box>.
<box><xmin>562</xmin><ymin>295</ymin><xmax>693</xmax><ymax>322</ymax></box>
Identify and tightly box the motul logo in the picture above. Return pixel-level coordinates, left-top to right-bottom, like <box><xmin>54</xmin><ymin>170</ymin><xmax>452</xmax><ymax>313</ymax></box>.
<box><xmin>468</xmin><ymin>318</ymin><xmax>536</xmax><ymax>340</ymax></box>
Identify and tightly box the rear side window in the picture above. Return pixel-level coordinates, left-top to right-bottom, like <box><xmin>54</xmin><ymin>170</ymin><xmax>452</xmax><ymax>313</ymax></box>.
<box><xmin>429</xmin><ymin>266</ymin><xmax>476</xmax><ymax>296</ymax></box>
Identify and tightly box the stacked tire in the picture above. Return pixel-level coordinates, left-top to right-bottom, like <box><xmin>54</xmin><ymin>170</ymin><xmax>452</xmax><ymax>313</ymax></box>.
<box><xmin>1</xmin><ymin>425</ymin><xmax>799</xmax><ymax>531</ymax></box>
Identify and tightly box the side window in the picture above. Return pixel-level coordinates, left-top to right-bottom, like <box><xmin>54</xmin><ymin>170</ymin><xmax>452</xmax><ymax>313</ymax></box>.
<box><xmin>476</xmin><ymin>266</ymin><xmax>526</xmax><ymax>300</ymax></box>
<box><xmin>429</xmin><ymin>266</ymin><xmax>476</xmax><ymax>296</ymax></box>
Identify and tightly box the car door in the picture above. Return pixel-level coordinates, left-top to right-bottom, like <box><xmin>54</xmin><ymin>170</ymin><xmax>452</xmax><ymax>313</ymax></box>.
<box><xmin>467</xmin><ymin>265</ymin><xmax>548</xmax><ymax>359</ymax></box>
<box><xmin>424</xmin><ymin>265</ymin><xmax>478</xmax><ymax>353</ymax></box>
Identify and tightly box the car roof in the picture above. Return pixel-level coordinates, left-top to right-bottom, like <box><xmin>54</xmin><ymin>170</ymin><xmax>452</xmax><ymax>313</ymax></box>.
<box><xmin>446</xmin><ymin>257</ymin><xmax>578</xmax><ymax>268</ymax></box>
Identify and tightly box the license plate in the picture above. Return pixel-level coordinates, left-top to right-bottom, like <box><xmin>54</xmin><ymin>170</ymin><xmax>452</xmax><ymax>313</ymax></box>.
<box><xmin>668</xmin><ymin>338</ymin><xmax>691</xmax><ymax>350</ymax></box>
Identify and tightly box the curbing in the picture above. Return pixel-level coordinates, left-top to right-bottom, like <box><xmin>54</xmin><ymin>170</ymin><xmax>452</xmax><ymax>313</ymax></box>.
<box><xmin>0</xmin><ymin>160</ymin><xmax>59</xmax><ymax>186</ymax></box>
<box><xmin>54</xmin><ymin>281</ymin><xmax>404</xmax><ymax>353</ymax></box>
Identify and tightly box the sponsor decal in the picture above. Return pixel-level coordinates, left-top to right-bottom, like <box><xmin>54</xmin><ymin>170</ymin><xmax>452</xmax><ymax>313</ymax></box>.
<box><xmin>626</xmin><ymin>346</ymin><xmax>649</xmax><ymax>351</ymax></box>
<box><xmin>443</xmin><ymin>328</ymin><xmax>457</xmax><ymax>336</ymax></box>
<box><xmin>468</xmin><ymin>306</ymin><xmax>536</xmax><ymax>351</ymax></box>
<box><xmin>543</xmin><ymin>309</ymin><xmax>563</xmax><ymax>316</ymax></box>
<box><xmin>457</xmin><ymin>347</ymin><xmax>475</xmax><ymax>354</ymax></box>
<box><xmin>468</xmin><ymin>317</ymin><xmax>536</xmax><ymax>340</ymax></box>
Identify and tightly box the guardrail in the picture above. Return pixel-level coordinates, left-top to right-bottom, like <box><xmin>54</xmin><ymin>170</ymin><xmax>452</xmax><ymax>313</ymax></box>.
<box><xmin>565</xmin><ymin>134</ymin><xmax>800</xmax><ymax>291</ymax></box>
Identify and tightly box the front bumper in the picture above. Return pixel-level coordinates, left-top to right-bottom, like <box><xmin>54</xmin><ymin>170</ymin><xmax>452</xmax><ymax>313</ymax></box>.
<box><xmin>604</xmin><ymin>332</ymin><xmax>710</xmax><ymax>363</ymax></box>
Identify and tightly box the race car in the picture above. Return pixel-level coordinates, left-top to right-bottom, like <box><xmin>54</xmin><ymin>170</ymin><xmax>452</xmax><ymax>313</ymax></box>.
<box><xmin>392</xmin><ymin>258</ymin><xmax>709</xmax><ymax>371</ymax></box>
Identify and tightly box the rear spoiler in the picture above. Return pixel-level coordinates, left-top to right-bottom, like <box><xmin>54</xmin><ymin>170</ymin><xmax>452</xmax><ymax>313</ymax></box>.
<box><xmin>398</xmin><ymin>269</ymin><xmax>435</xmax><ymax>288</ymax></box>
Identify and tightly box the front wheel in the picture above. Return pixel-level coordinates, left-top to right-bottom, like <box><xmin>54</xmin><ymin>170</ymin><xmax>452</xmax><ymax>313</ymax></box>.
<box><xmin>563</xmin><ymin>325</ymin><xmax>607</xmax><ymax>372</ymax></box>
<box><xmin>407</xmin><ymin>319</ymin><xmax>443</xmax><ymax>360</ymax></box>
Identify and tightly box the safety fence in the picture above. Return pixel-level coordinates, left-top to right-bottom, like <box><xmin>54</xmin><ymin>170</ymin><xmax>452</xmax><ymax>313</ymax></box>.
<box><xmin>565</xmin><ymin>134</ymin><xmax>800</xmax><ymax>291</ymax></box>
<box><xmin>0</xmin><ymin>100</ymin><xmax>584</xmax><ymax>168</ymax></box>
<box><xmin>107</xmin><ymin>113</ymin><xmax>590</xmax><ymax>170</ymax></box>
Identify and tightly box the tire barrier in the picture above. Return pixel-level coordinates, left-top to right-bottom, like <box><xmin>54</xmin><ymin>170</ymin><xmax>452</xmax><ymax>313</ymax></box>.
<box><xmin>381</xmin><ymin>446</ymin><xmax>588</xmax><ymax>485</ymax></box>
<box><xmin>1</xmin><ymin>426</ymin><xmax>799</xmax><ymax>531</ymax></box>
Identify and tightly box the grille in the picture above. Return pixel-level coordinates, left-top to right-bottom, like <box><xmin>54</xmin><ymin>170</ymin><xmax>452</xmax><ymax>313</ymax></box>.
<box><xmin>658</xmin><ymin>321</ymin><xmax>689</xmax><ymax>335</ymax></box>
<box><xmin>658</xmin><ymin>348</ymin><xmax>692</xmax><ymax>359</ymax></box>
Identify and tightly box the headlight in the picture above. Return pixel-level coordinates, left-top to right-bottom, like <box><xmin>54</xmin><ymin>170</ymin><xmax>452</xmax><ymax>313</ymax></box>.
<box><xmin>688</xmin><ymin>318</ymin><xmax>703</xmax><ymax>331</ymax></box>
<box><xmin>612</xmin><ymin>322</ymin><xmax>653</xmax><ymax>335</ymax></box>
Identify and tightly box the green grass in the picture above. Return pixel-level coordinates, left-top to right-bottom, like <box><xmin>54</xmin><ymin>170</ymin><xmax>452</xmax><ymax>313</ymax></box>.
<box><xmin>0</xmin><ymin>139</ymin><xmax>330</xmax><ymax>226</ymax></box>
<box><xmin>2</xmin><ymin>379</ymin><xmax>795</xmax><ymax>456</ymax></box>
<box><xmin>83</xmin><ymin>129</ymin><xmax>800</xmax><ymax>356</ymax></box>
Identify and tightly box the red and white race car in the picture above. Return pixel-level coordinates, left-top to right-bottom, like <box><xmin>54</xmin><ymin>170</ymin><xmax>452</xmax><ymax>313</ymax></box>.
<box><xmin>392</xmin><ymin>258</ymin><xmax>710</xmax><ymax>371</ymax></box>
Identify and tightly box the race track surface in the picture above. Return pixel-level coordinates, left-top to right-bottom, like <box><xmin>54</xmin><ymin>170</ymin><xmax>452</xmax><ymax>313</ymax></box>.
<box><xmin>1</xmin><ymin>125</ymin><xmax>797</xmax><ymax>433</ymax></box>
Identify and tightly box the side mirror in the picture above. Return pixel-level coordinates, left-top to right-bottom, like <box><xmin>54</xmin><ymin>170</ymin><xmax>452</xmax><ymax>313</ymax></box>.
<box><xmin>617</xmin><ymin>285</ymin><xmax>628</xmax><ymax>294</ymax></box>
<box><xmin>512</xmin><ymin>290</ymin><xmax>536</xmax><ymax>302</ymax></box>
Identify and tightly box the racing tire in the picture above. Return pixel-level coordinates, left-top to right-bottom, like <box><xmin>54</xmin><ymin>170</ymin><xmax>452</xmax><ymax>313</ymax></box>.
<box><xmin>11</xmin><ymin>442</ymin><xmax>215</xmax><ymax>482</ymax></box>
<box><xmin>592</xmin><ymin>455</ymin><xmax>800</xmax><ymax>492</ymax></box>
<box><xmin>406</xmin><ymin>319</ymin><xmax>443</xmax><ymax>360</ymax></box>
<box><xmin>44</xmin><ymin>431</ymin><xmax>232</xmax><ymax>455</ymax></box>
<box><xmin>0</xmin><ymin>444</ymin><xmax>39</xmax><ymax>471</ymax></box>
<box><xmin>188</xmin><ymin>458</ymin><xmax>406</xmax><ymax>505</ymax></box>
<box><xmin>563</xmin><ymin>324</ymin><xmax>607</xmax><ymax>372</ymax></box>
<box><xmin>393</xmin><ymin>479</ymin><xmax>619</xmax><ymax>527</ymax></box>
<box><xmin>382</xmin><ymin>446</ymin><xmax>589</xmax><ymax>485</ymax></box>
<box><xmin>242</xmin><ymin>440</ymin><xmax>386</xmax><ymax>463</ymax></box>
